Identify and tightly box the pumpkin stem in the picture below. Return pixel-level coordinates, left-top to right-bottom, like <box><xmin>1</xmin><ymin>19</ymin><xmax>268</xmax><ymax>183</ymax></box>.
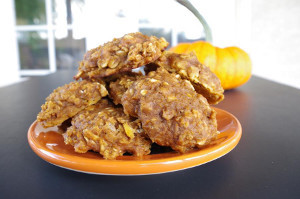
<box><xmin>176</xmin><ymin>0</ymin><xmax>213</xmax><ymax>42</ymax></box>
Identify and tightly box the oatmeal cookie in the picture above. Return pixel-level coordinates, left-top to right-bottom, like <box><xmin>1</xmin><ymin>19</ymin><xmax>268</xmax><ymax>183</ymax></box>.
<box><xmin>109</xmin><ymin>72</ymin><xmax>141</xmax><ymax>105</ymax></box>
<box><xmin>37</xmin><ymin>80</ymin><xmax>108</xmax><ymax>128</ymax></box>
<box><xmin>74</xmin><ymin>32</ymin><xmax>168</xmax><ymax>80</ymax></box>
<box><xmin>63</xmin><ymin>99</ymin><xmax>151</xmax><ymax>160</ymax></box>
<box><xmin>122</xmin><ymin>68</ymin><xmax>218</xmax><ymax>153</ymax></box>
<box><xmin>150</xmin><ymin>51</ymin><xmax>224</xmax><ymax>104</ymax></box>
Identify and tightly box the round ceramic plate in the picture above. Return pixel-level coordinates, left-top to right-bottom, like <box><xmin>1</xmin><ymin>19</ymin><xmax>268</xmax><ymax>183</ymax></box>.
<box><xmin>28</xmin><ymin>108</ymin><xmax>242</xmax><ymax>175</ymax></box>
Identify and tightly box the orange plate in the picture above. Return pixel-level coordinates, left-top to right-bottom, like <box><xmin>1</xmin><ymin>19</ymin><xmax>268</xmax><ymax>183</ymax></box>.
<box><xmin>28</xmin><ymin>108</ymin><xmax>242</xmax><ymax>175</ymax></box>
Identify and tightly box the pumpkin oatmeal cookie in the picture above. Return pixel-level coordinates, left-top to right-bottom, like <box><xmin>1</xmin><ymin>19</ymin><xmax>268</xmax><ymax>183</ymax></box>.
<box><xmin>121</xmin><ymin>68</ymin><xmax>218</xmax><ymax>153</ymax></box>
<box><xmin>37</xmin><ymin>80</ymin><xmax>108</xmax><ymax>128</ymax></box>
<box><xmin>74</xmin><ymin>32</ymin><xmax>168</xmax><ymax>80</ymax></box>
<box><xmin>63</xmin><ymin>99</ymin><xmax>151</xmax><ymax>160</ymax></box>
<box><xmin>150</xmin><ymin>51</ymin><xmax>224</xmax><ymax>104</ymax></box>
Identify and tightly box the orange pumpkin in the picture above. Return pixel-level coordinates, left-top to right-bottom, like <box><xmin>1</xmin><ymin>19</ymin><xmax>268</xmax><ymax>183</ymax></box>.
<box><xmin>170</xmin><ymin>41</ymin><xmax>252</xmax><ymax>90</ymax></box>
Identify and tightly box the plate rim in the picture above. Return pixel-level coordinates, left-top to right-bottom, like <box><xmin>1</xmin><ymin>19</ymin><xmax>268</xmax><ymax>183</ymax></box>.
<box><xmin>28</xmin><ymin>107</ymin><xmax>242</xmax><ymax>175</ymax></box>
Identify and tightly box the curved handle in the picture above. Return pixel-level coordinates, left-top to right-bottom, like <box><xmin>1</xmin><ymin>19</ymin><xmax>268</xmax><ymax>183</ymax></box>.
<box><xmin>176</xmin><ymin>0</ymin><xmax>213</xmax><ymax>42</ymax></box>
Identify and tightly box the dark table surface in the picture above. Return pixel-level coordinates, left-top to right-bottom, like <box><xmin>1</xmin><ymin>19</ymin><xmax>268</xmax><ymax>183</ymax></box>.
<box><xmin>0</xmin><ymin>70</ymin><xmax>300</xmax><ymax>199</ymax></box>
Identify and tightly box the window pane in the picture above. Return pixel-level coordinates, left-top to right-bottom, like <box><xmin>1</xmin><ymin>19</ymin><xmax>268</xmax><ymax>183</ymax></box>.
<box><xmin>55</xmin><ymin>30</ymin><xmax>86</xmax><ymax>69</ymax></box>
<box><xmin>52</xmin><ymin>0</ymin><xmax>85</xmax><ymax>25</ymax></box>
<box><xmin>52</xmin><ymin>0</ymin><xmax>68</xmax><ymax>25</ymax></box>
<box><xmin>15</xmin><ymin>0</ymin><xmax>47</xmax><ymax>25</ymax></box>
<box><xmin>71</xmin><ymin>0</ymin><xmax>85</xmax><ymax>25</ymax></box>
<box><xmin>17</xmin><ymin>31</ymin><xmax>49</xmax><ymax>69</ymax></box>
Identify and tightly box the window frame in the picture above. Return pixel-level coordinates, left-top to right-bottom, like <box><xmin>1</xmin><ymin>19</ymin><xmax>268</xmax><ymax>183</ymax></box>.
<box><xmin>15</xmin><ymin>0</ymin><xmax>87</xmax><ymax>76</ymax></box>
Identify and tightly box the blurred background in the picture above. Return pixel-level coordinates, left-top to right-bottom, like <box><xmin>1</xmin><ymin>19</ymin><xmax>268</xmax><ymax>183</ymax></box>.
<box><xmin>0</xmin><ymin>0</ymin><xmax>299</xmax><ymax>89</ymax></box>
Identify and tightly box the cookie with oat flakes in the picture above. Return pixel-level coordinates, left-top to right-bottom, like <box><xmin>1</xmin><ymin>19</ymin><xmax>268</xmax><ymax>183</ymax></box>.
<box><xmin>122</xmin><ymin>67</ymin><xmax>218</xmax><ymax>153</ymax></box>
<box><xmin>37</xmin><ymin>80</ymin><xmax>108</xmax><ymax>128</ymax></box>
<box><xmin>63</xmin><ymin>99</ymin><xmax>151</xmax><ymax>160</ymax></box>
<box><xmin>74</xmin><ymin>32</ymin><xmax>168</xmax><ymax>80</ymax></box>
<box><xmin>149</xmin><ymin>51</ymin><xmax>224</xmax><ymax>104</ymax></box>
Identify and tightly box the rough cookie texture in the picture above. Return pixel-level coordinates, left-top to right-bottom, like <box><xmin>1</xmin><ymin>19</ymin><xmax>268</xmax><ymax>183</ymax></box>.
<box><xmin>109</xmin><ymin>73</ymin><xmax>141</xmax><ymax>105</ymax></box>
<box><xmin>63</xmin><ymin>99</ymin><xmax>151</xmax><ymax>160</ymax></box>
<box><xmin>122</xmin><ymin>68</ymin><xmax>218</xmax><ymax>153</ymax></box>
<box><xmin>151</xmin><ymin>51</ymin><xmax>224</xmax><ymax>104</ymax></box>
<box><xmin>74</xmin><ymin>32</ymin><xmax>168</xmax><ymax>80</ymax></box>
<box><xmin>37</xmin><ymin>80</ymin><xmax>108</xmax><ymax>128</ymax></box>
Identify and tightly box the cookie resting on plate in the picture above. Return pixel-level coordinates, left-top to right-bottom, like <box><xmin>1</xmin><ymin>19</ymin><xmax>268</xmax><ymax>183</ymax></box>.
<box><xmin>121</xmin><ymin>67</ymin><xmax>219</xmax><ymax>153</ymax></box>
<box><xmin>37</xmin><ymin>80</ymin><xmax>108</xmax><ymax>128</ymax></box>
<box><xmin>63</xmin><ymin>99</ymin><xmax>151</xmax><ymax>160</ymax></box>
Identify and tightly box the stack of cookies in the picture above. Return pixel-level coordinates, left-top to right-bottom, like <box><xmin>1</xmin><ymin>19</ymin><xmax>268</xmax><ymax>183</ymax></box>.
<box><xmin>37</xmin><ymin>32</ymin><xmax>224</xmax><ymax>160</ymax></box>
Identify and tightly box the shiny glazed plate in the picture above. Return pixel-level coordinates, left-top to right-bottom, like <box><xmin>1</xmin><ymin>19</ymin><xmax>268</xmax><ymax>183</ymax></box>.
<box><xmin>28</xmin><ymin>107</ymin><xmax>242</xmax><ymax>175</ymax></box>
